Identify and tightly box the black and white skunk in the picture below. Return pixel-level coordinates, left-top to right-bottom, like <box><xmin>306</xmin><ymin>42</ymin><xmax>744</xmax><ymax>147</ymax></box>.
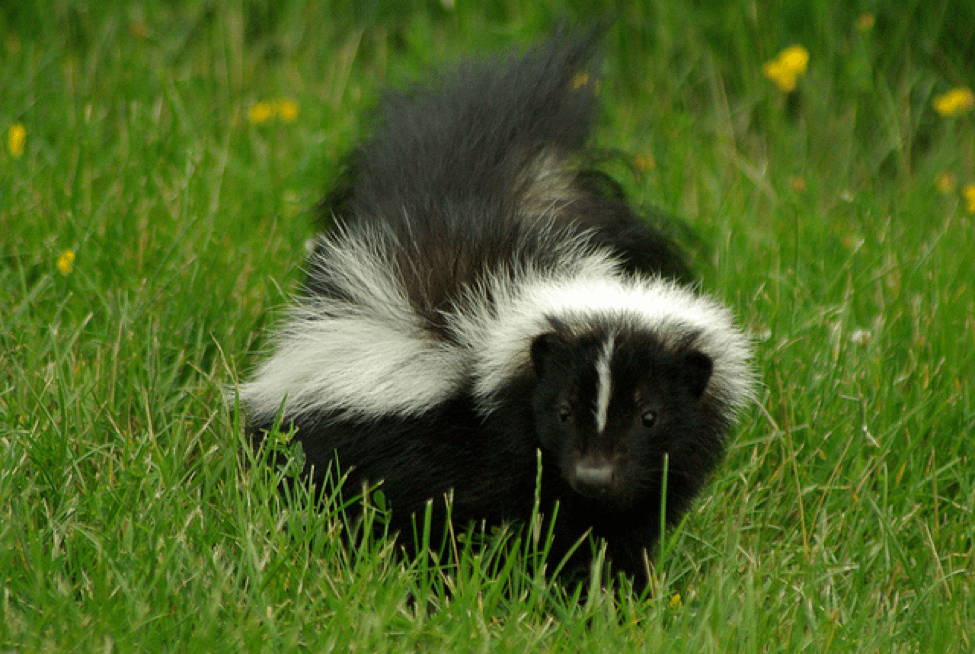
<box><xmin>235</xmin><ymin>29</ymin><xmax>755</xmax><ymax>585</ymax></box>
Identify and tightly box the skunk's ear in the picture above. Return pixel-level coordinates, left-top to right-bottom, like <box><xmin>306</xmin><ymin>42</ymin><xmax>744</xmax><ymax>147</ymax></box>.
<box><xmin>530</xmin><ymin>332</ymin><xmax>568</xmax><ymax>377</ymax></box>
<box><xmin>680</xmin><ymin>350</ymin><xmax>714</xmax><ymax>399</ymax></box>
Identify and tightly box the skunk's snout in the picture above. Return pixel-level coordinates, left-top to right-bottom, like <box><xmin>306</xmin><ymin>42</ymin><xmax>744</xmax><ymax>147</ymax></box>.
<box><xmin>570</xmin><ymin>456</ymin><xmax>616</xmax><ymax>498</ymax></box>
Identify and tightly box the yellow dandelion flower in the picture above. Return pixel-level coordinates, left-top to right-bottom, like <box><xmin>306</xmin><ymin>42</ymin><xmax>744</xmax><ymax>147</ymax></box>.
<box><xmin>249</xmin><ymin>99</ymin><xmax>300</xmax><ymax>124</ymax></box>
<box><xmin>936</xmin><ymin>171</ymin><xmax>956</xmax><ymax>194</ymax></box>
<box><xmin>571</xmin><ymin>71</ymin><xmax>592</xmax><ymax>90</ymax></box>
<box><xmin>763</xmin><ymin>60</ymin><xmax>794</xmax><ymax>92</ymax></box>
<box><xmin>128</xmin><ymin>21</ymin><xmax>149</xmax><ymax>39</ymax></box>
<box><xmin>779</xmin><ymin>46</ymin><xmax>809</xmax><ymax>75</ymax></box>
<box><xmin>763</xmin><ymin>45</ymin><xmax>809</xmax><ymax>93</ymax></box>
<box><xmin>669</xmin><ymin>593</ymin><xmax>682</xmax><ymax>610</ymax></box>
<box><xmin>57</xmin><ymin>250</ymin><xmax>75</xmax><ymax>275</ymax></box>
<box><xmin>275</xmin><ymin>99</ymin><xmax>299</xmax><ymax>122</ymax></box>
<box><xmin>634</xmin><ymin>154</ymin><xmax>656</xmax><ymax>172</ymax></box>
<box><xmin>963</xmin><ymin>184</ymin><xmax>975</xmax><ymax>214</ymax></box>
<box><xmin>9</xmin><ymin>123</ymin><xmax>26</xmax><ymax>158</ymax></box>
<box><xmin>856</xmin><ymin>13</ymin><xmax>875</xmax><ymax>32</ymax></box>
<box><xmin>249</xmin><ymin>101</ymin><xmax>274</xmax><ymax>124</ymax></box>
<box><xmin>933</xmin><ymin>87</ymin><xmax>975</xmax><ymax>117</ymax></box>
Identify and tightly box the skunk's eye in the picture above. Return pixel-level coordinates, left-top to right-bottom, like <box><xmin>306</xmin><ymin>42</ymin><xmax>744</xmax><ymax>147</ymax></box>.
<box><xmin>558</xmin><ymin>404</ymin><xmax>572</xmax><ymax>423</ymax></box>
<box><xmin>640</xmin><ymin>410</ymin><xmax>657</xmax><ymax>428</ymax></box>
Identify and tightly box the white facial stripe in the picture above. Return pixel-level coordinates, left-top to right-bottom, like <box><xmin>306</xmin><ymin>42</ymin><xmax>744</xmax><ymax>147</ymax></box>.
<box><xmin>594</xmin><ymin>333</ymin><xmax>615</xmax><ymax>434</ymax></box>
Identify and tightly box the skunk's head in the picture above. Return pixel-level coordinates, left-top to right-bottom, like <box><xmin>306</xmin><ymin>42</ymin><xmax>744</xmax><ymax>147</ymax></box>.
<box><xmin>462</xmin><ymin>271</ymin><xmax>754</xmax><ymax>512</ymax></box>
<box><xmin>529</xmin><ymin>324</ymin><xmax>724</xmax><ymax>510</ymax></box>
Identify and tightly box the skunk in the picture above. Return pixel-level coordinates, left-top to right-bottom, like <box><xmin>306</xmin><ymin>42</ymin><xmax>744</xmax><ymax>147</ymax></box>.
<box><xmin>235</xmin><ymin>28</ymin><xmax>755</xmax><ymax>586</ymax></box>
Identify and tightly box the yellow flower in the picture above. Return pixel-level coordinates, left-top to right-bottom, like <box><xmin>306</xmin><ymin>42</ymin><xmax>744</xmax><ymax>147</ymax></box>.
<box><xmin>275</xmin><ymin>99</ymin><xmax>299</xmax><ymax>122</ymax></box>
<box><xmin>933</xmin><ymin>87</ymin><xmax>975</xmax><ymax>117</ymax></box>
<box><xmin>249</xmin><ymin>99</ymin><xmax>299</xmax><ymax>124</ymax></box>
<box><xmin>248</xmin><ymin>101</ymin><xmax>274</xmax><ymax>124</ymax></box>
<box><xmin>571</xmin><ymin>72</ymin><xmax>592</xmax><ymax>90</ymax></box>
<box><xmin>856</xmin><ymin>13</ymin><xmax>875</xmax><ymax>32</ymax></box>
<box><xmin>128</xmin><ymin>21</ymin><xmax>149</xmax><ymax>39</ymax></box>
<box><xmin>8</xmin><ymin>123</ymin><xmax>26</xmax><ymax>158</ymax></box>
<box><xmin>57</xmin><ymin>250</ymin><xmax>76</xmax><ymax>275</ymax></box>
<box><xmin>763</xmin><ymin>45</ymin><xmax>809</xmax><ymax>93</ymax></box>
<box><xmin>936</xmin><ymin>171</ymin><xmax>956</xmax><ymax>194</ymax></box>
<box><xmin>634</xmin><ymin>154</ymin><xmax>656</xmax><ymax>172</ymax></box>
<box><xmin>963</xmin><ymin>184</ymin><xmax>975</xmax><ymax>214</ymax></box>
<box><xmin>779</xmin><ymin>46</ymin><xmax>809</xmax><ymax>74</ymax></box>
<box><xmin>669</xmin><ymin>593</ymin><xmax>682</xmax><ymax>610</ymax></box>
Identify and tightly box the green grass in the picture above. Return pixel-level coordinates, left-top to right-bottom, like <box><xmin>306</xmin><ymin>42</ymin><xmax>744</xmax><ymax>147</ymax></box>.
<box><xmin>2</xmin><ymin>1</ymin><xmax>973</xmax><ymax>651</ymax></box>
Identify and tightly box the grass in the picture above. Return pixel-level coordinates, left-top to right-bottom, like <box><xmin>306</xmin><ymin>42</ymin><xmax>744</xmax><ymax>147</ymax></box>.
<box><xmin>2</xmin><ymin>0</ymin><xmax>973</xmax><ymax>651</ymax></box>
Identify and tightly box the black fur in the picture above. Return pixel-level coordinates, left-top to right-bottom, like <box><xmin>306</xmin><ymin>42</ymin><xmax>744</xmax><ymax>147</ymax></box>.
<box><xmin>242</xmin><ymin>28</ymin><xmax>750</xmax><ymax>588</ymax></box>
<box><xmin>527</xmin><ymin>324</ymin><xmax>728</xmax><ymax>579</ymax></box>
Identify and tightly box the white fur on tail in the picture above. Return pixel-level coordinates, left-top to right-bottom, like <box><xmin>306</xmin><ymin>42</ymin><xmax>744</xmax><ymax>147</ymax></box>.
<box><xmin>236</xmin><ymin>228</ymin><xmax>469</xmax><ymax>420</ymax></box>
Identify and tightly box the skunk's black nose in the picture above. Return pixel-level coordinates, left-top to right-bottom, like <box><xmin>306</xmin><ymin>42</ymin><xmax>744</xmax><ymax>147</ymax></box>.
<box><xmin>571</xmin><ymin>460</ymin><xmax>615</xmax><ymax>497</ymax></box>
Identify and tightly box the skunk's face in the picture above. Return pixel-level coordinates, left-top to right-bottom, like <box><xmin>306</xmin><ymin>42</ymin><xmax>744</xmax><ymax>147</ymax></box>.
<box><xmin>530</xmin><ymin>329</ymin><xmax>713</xmax><ymax>510</ymax></box>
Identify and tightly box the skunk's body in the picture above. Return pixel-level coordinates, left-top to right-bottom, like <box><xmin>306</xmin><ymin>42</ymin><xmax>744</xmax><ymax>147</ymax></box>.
<box><xmin>237</xmin><ymin>30</ymin><xmax>754</xmax><ymax>584</ymax></box>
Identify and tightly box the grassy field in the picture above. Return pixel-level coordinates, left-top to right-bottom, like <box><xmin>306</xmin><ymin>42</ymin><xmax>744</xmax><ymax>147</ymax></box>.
<box><xmin>2</xmin><ymin>1</ymin><xmax>973</xmax><ymax>651</ymax></box>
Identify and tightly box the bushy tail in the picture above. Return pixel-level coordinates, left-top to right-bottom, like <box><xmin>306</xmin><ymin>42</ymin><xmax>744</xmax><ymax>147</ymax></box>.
<box><xmin>320</xmin><ymin>26</ymin><xmax>605</xmax><ymax>227</ymax></box>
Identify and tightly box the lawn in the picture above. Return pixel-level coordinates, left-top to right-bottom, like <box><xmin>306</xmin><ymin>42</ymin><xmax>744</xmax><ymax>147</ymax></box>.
<box><xmin>2</xmin><ymin>1</ymin><xmax>973</xmax><ymax>651</ymax></box>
